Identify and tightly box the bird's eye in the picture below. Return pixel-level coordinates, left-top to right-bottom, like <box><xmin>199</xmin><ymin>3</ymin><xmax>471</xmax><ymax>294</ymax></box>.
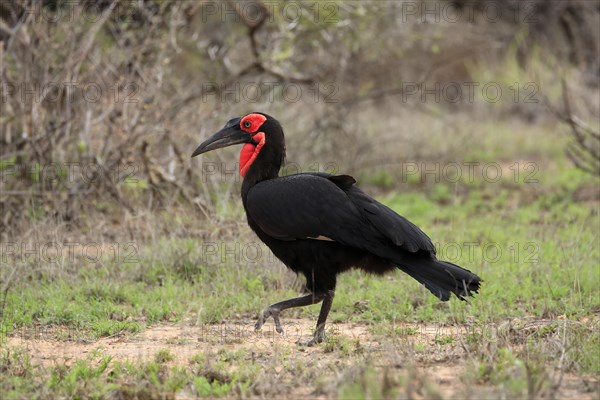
<box><xmin>243</xmin><ymin>121</ymin><xmax>251</xmax><ymax>128</ymax></box>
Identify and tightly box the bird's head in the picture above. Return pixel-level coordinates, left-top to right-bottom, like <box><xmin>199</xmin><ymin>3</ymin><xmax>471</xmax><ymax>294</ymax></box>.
<box><xmin>192</xmin><ymin>112</ymin><xmax>285</xmax><ymax>178</ymax></box>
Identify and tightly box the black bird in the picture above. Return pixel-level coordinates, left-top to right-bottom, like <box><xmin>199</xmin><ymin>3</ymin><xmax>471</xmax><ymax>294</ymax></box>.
<box><xmin>192</xmin><ymin>112</ymin><xmax>481</xmax><ymax>345</ymax></box>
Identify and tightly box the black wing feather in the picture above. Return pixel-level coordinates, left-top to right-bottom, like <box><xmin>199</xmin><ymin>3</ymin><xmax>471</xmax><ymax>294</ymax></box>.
<box><xmin>344</xmin><ymin>184</ymin><xmax>436</xmax><ymax>254</ymax></box>
<box><xmin>245</xmin><ymin>173</ymin><xmax>434</xmax><ymax>257</ymax></box>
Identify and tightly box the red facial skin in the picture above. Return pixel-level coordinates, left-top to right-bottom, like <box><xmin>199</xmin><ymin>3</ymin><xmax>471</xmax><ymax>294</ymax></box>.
<box><xmin>240</xmin><ymin>113</ymin><xmax>267</xmax><ymax>134</ymax></box>
<box><xmin>239</xmin><ymin>113</ymin><xmax>267</xmax><ymax>177</ymax></box>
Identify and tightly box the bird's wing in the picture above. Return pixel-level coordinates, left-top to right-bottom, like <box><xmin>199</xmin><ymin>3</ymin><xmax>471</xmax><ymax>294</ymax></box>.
<box><xmin>245</xmin><ymin>173</ymin><xmax>435</xmax><ymax>256</ymax></box>
<box><xmin>343</xmin><ymin>183</ymin><xmax>436</xmax><ymax>254</ymax></box>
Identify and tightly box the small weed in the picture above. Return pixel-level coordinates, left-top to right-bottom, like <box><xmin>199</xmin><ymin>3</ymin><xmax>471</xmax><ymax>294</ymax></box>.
<box><xmin>194</xmin><ymin>375</ymin><xmax>233</xmax><ymax>397</ymax></box>
<box><xmin>155</xmin><ymin>348</ymin><xmax>175</xmax><ymax>363</ymax></box>
<box><xmin>190</xmin><ymin>353</ymin><xmax>207</xmax><ymax>366</ymax></box>
<box><xmin>434</xmin><ymin>334</ymin><xmax>454</xmax><ymax>345</ymax></box>
<box><xmin>217</xmin><ymin>348</ymin><xmax>247</xmax><ymax>362</ymax></box>
<box><xmin>324</xmin><ymin>334</ymin><xmax>352</xmax><ymax>355</ymax></box>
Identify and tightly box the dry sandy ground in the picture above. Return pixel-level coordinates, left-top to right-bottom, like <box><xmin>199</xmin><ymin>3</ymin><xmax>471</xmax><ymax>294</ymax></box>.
<box><xmin>5</xmin><ymin>318</ymin><xmax>599</xmax><ymax>399</ymax></box>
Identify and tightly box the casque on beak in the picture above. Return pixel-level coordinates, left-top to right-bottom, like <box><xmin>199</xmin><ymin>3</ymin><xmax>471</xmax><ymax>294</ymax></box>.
<box><xmin>191</xmin><ymin>117</ymin><xmax>252</xmax><ymax>158</ymax></box>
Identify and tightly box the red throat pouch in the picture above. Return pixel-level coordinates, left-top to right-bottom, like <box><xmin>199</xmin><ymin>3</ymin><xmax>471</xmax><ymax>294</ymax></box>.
<box><xmin>239</xmin><ymin>132</ymin><xmax>265</xmax><ymax>177</ymax></box>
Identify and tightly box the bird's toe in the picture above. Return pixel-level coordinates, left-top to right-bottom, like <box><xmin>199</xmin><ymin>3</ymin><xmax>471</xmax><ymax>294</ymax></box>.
<box><xmin>255</xmin><ymin>309</ymin><xmax>268</xmax><ymax>331</ymax></box>
<box><xmin>297</xmin><ymin>331</ymin><xmax>325</xmax><ymax>347</ymax></box>
<box><xmin>272</xmin><ymin>314</ymin><xmax>284</xmax><ymax>334</ymax></box>
<box><xmin>297</xmin><ymin>337</ymin><xmax>317</xmax><ymax>347</ymax></box>
<box><xmin>255</xmin><ymin>306</ymin><xmax>284</xmax><ymax>333</ymax></box>
<box><xmin>254</xmin><ymin>319</ymin><xmax>263</xmax><ymax>331</ymax></box>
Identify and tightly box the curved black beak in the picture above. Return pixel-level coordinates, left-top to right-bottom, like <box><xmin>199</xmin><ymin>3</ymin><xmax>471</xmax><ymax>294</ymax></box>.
<box><xmin>191</xmin><ymin>118</ymin><xmax>250</xmax><ymax>158</ymax></box>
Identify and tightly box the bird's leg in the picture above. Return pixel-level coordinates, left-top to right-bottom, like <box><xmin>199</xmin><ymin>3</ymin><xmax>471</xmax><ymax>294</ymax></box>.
<box><xmin>255</xmin><ymin>292</ymin><xmax>325</xmax><ymax>334</ymax></box>
<box><xmin>299</xmin><ymin>289</ymin><xmax>335</xmax><ymax>346</ymax></box>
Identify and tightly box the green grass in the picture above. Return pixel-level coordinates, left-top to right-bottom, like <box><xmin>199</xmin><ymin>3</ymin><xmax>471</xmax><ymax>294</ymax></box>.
<box><xmin>0</xmin><ymin>346</ymin><xmax>257</xmax><ymax>399</ymax></box>
<box><xmin>1</xmin><ymin>119</ymin><xmax>598</xmax><ymax>399</ymax></box>
<box><xmin>1</xmin><ymin>244</ymin><xmax>298</xmax><ymax>340</ymax></box>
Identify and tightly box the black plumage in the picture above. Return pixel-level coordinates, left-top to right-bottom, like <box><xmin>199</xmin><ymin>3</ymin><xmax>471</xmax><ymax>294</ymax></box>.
<box><xmin>192</xmin><ymin>112</ymin><xmax>481</xmax><ymax>345</ymax></box>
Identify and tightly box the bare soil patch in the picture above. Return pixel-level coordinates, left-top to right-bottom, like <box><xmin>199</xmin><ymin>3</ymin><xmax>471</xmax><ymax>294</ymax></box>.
<box><xmin>4</xmin><ymin>318</ymin><xmax>599</xmax><ymax>399</ymax></box>
<box><xmin>6</xmin><ymin>319</ymin><xmax>374</xmax><ymax>367</ymax></box>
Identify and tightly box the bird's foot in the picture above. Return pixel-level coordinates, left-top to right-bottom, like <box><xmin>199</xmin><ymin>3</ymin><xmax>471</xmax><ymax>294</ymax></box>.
<box><xmin>297</xmin><ymin>328</ymin><xmax>325</xmax><ymax>347</ymax></box>
<box><xmin>255</xmin><ymin>306</ymin><xmax>284</xmax><ymax>334</ymax></box>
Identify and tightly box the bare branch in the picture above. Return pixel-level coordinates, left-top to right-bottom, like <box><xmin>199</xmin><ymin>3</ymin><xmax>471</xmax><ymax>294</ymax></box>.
<box><xmin>544</xmin><ymin>79</ymin><xmax>600</xmax><ymax>176</ymax></box>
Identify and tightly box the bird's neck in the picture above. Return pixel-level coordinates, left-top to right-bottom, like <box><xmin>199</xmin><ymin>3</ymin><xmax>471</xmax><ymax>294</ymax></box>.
<box><xmin>241</xmin><ymin>147</ymin><xmax>285</xmax><ymax>200</ymax></box>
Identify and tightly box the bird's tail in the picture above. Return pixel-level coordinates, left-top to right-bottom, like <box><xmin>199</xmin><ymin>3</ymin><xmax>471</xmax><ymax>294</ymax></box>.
<box><xmin>398</xmin><ymin>258</ymin><xmax>481</xmax><ymax>301</ymax></box>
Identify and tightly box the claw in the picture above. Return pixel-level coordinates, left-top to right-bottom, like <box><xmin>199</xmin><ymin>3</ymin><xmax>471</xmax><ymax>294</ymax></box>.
<box><xmin>272</xmin><ymin>314</ymin><xmax>283</xmax><ymax>333</ymax></box>
<box><xmin>297</xmin><ymin>336</ymin><xmax>321</xmax><ymax>347</ymax></box>
<box><xmin>254</xmin><ymin>315</ymin><xmax>265</xmax><ymax>331</ymax></box>
<box><xmin>255</xmin><ymin>306</ymin><xmax>284</xmax><ymax>334</ymax></box>
<box><xmin>297</xmin><ymin>337</ymin><xmax>317</xmax><ymax>347</ymax></box>
<box><xmin>297</xmin><ymin>326</ymin><xmax>325</xmax><ymax>346</ymax></box>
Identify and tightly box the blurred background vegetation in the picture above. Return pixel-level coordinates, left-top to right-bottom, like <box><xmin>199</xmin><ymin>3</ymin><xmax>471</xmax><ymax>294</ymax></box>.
<box><xmin>1</xmin><ymin>0</ymin><xmax>598</xmax><ymax>241</ymax></box>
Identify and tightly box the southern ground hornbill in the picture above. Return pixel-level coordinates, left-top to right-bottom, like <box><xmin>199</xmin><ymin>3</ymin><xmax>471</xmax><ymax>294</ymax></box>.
<box><xmin>192</xmin><ymin>112</ymin><xmax>481</xmax><ymax>345</ymax></box>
